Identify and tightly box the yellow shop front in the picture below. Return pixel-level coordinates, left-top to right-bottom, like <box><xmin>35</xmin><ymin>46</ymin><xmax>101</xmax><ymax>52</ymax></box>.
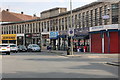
<box><xmin>1</xmin><ymin>34</ymin><xmax>17</xmax><ymax>44</ymax></box>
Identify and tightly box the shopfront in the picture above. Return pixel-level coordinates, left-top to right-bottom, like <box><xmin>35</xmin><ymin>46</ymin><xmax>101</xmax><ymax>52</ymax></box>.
<box><xmin>41</xmin><ymin>34</ymin><xmax>49</xmax><ymax>50</ymax></box>
<box><xmin>73</xmin><ymin>27</ymin><xmax>89</xmax><ymax>52</ymax></box>
<box><xmin>17</xmin><ymin>34</ymin><xmax>24</xmax><ymax>45</ymax></box>
<box><xmin>59</xmin><ymin>30</ymin><xmax>68</xmax><ymax>50</ymax></box>
<box><xmin>49</xmin><ymin>32</ymin><xmax>59</xmax><ymax>50</ymax></box>
<box><xmin>90</xmin><ymin>24</ymin><xmax>119</xmax><ymax>53</ymax></box>
<box><xmin>1</xmin><ymin>34</ymin><xmax>17</xmax><ymax>44</ymax></box>
<box><xmin>25</xmin><ymin>33</ymin><xmax>32</xmax><ymax>46</ymax></box>
<box><xmin>32</xmin><ymin>33</ymin><xmax>41</xmax><ymax>45</ymax></box>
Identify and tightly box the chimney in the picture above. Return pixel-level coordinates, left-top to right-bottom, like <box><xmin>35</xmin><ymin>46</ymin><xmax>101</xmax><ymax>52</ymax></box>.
<box><xmin>21</xmin><ymin>12</ymin><xmax>24</xmax><ymax>14</ymax></box>
<box><xmin>6</xmin><ymin>9</ymin><xmax>9</xmax><ymax>12</ymax></box>
<box><xmin>33</xmin><ymin>14</ymin><xmax>36</xmax><ymax>17</ymax></box>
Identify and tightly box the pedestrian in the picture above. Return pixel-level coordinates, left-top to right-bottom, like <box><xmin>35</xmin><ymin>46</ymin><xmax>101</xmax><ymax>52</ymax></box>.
<box><xmin>67</xmin><ymin>47</ymin><xmax>71</xmax><ymax>55</ymax></box>
<box><xmin>49</xmin><ymin>45</ymin><xmax>51</xmax><ymax>52</ymax></box>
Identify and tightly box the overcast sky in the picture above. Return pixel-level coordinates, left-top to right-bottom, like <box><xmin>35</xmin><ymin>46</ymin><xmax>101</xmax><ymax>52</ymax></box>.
<box><xmin>1</xmin><ymin>0</ymin><xmax>97</xmax><ymax>17</ymax></box>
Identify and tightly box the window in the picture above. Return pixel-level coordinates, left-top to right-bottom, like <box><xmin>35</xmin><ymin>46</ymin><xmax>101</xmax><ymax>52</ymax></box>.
<box><xmin>95</xmin><ymin>8</ymin><xmax>98</xmax><ymax>26</ymax></box>
<box><xmin>99</xmin><ymin>7</ymin><xmax>102</xmax><ymax>25</ymax></box>
<box><xmin>78</xmin><ymin>13</ymin><xmax>81</xmax><ymax>28</ymax></box>
<box><xmin>82</xmin><ymin>12</ymin><xmax>85</xmax><ymax>27</ymax></box>
<box><xmin>104</xmin><ymin>5</ymin><xmax>107</xmax><ymax>25</ymax></box>
<box><xmin>86</xmin><ymin>11</ymin><xmax>89</xmax><ymax>27</ymax></box>
<box><xmin>90</xmin><ymin>10</ymin><xmax>93</xmax><ymax>27</ymax></box>
<box><xmin>112</xmin><ymin>3</ymin><xmax>119</xmax><ymax>24</ymax></box>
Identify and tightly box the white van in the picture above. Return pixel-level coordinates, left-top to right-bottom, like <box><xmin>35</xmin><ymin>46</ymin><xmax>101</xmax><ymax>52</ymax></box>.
<box><xmin>0</xmin><ymin>44</ymin><xmax>11</xmax><ymax>55</ymax></box>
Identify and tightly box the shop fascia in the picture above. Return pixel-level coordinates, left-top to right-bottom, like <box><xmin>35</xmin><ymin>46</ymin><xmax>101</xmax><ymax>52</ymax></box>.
<box><xmin>58</xmin><ymin>27</ymin><xmax>89</xmax><ymax>39</ymax></box>
<box><xmin>25</xmin><ymin>33</ymin><xmax>40</xmax><ymax>38</ymax></box>
<box><xmin>90</xmin><ymin>24</ymin><xmax>119</xmax><ymax>32</ymax></box>
<box><xmin>17</xmin><ymin>34</ymin><xmax>24</xmax><ymax>39</ymax></box>
<box><xmin>49</xmin><ymin>31</ymin><xmax>59</xmax><ymax>39</ymax></box>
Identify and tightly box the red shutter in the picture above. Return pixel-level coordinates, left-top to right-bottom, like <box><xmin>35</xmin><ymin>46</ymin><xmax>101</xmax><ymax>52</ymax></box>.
<box><xmin>91</xmin><ymin>33</ymin><xmax>102</xmax><ymax>53</ymax></box>
<box><xmin>104</xmin><ymin>33</ymin><xmax>108</xmax><ymax>53</ymax></box>
<box><xmin>110</xmin><ymin>32</ymin><xmax>119</xmax><ymax>53</ymax></box>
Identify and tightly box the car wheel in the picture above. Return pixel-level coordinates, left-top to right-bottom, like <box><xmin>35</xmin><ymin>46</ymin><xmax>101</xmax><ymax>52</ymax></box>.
<box><xmin>6</xmin><ymin>52</ymin><xmax>10</xmax><ymax>55</ymax></box>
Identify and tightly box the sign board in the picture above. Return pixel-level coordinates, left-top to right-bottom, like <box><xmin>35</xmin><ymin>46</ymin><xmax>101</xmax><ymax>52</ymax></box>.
<box><xmin>1</xmin><ymin>34</ymin><xmax>17</xmax><ymax>40</ymax></box>
<box><xmin>50</xmin><ymin>32</ymin><xmax>59</xmax><ymax>39</ymax></box>
<box><xmin>102</xmin><ymin>15</ymin><xmax>110</xmax><ymax>19</ymax></box>
<box><xmin>59</xmin><ymin>30</ymin><xmax>68</xmax><ymax>36</ymax></box>
<box><xmin>17</xmin><ymin>34</ymin><xmax>24</xmax><ymax>36</ymax></box>
<box><xmin>42</xmin><ymin>34</ymin><xmax>49</xmax><ymax>39</ymax></box>
<box><xmin>32</xmin><ymin>33</ymin><xmax>40</xmax><ymax>38</ymax></box>
<box><xmin>68</xmin><ymin>28</ymin><xmax>74</xmax><ymax>36</ymax></box>
<box><xmin>90</xmin><ymin>24</ymin><xmax>119</xmax><ymax>32</ymax></box>
<box><xmin>25</xmin><ymin>33</ymin><xmax>32</xmax><ymax>38</ymax></box>
<box><xmin>74</xmin><ymin>27</ymin><xmax>89</xmax><ymax>36</ymax></box>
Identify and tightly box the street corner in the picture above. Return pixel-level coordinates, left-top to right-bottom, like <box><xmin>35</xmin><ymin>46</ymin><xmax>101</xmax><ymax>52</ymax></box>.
<box><xmin>106</xmin><ymin>61</ymin><xmax>120</xmax><ymax>66</ymax></box>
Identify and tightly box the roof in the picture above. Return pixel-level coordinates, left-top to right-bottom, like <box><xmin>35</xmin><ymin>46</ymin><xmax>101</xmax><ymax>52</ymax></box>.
<box><xmin>2</xmin><ymin>2</ymin><xmax>103</xmax><ymax>25</ymax></box>
<box><xmin>41</xmin><ymin>7</ymin><xmax>67</xmax><ymax>14</ymax></box>
<box><xmin>0</xmin><ymin>10</ymin><xmax>40</xmax><ymax>22</ymax></box>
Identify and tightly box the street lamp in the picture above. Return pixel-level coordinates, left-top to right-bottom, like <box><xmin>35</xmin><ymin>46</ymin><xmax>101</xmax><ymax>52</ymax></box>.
<box><xmin>70</xmin><ymin>0</ymin><xmax>73</xmax><ymax>55</ymax></box>
<box><xmin>102</xmin><ymin>7</ymin><xmax>110</xmax><ymax>53</ymax></box>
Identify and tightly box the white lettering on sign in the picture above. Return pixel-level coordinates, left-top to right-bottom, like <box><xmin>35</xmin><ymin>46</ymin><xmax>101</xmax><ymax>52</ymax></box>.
<box><xmin>90</xmin><ymin>24</ymin><xmax>119</xmax><ymax>32</ymax></box>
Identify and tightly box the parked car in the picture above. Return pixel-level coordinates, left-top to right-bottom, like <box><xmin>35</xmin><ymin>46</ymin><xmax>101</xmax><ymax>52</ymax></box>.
<box><xmin>9</xmin><ymin>44</ymin><xmax>18</xmax><ymax>53</ymax></box>
<box><xmin>27</xmin><ymin>44</ymin><xmax>41</xmax><ymax>52</ymax></box>
<box><xmin>0</xmin><ymin>44</ymin><xmax>11</xmax><ymax>55</ymax></box>
<box><xmin>18</xmin><ymin>45</ymin><xmax>27</xmax><ymax>52</ymax></box>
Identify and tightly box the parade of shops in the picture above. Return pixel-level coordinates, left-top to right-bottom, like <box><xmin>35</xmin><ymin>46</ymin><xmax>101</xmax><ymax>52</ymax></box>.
<box><xmin>1</xmin><ymin>1</ymin><xmax>120</xmax><ymax>53</ymax></box>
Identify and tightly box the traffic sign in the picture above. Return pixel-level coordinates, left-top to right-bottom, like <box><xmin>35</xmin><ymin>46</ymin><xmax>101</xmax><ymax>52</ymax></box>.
<box><xmin>68</xmin><ymin>28</ymin><xmax>74</xmax><ymax>36</ymax></box>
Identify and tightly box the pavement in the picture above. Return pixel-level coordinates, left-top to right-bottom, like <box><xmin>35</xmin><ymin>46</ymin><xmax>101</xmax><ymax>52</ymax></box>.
<box><xmin>42</xmin><ymin>50</ymin><xmax>120</xmax><ymax>66</ymax></box>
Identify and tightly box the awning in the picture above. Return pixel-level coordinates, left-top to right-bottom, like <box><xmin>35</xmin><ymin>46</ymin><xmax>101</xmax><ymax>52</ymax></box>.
<box><xmin>73</xmin><ymin>35</ymin><xmax>89</xmax><ymax>39</ymax></box>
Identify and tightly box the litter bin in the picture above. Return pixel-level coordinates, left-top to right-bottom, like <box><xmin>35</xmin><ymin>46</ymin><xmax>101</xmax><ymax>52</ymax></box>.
<box><xmin>67</xmin><ymin>47</ymin><xmax>71</xmax><ymax>55</ymax></box>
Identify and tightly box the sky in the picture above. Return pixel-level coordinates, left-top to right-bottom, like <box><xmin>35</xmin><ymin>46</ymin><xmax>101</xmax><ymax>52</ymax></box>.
<box><xmin>1</xmin><ymin>0</ymin><xmax>97</xmax><ymax>17</ymax></box>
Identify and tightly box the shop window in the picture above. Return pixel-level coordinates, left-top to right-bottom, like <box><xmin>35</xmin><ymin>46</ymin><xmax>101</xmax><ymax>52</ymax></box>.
<box><xmin>112</xmin><ymin>15</ymin><xmax>119</xmax><ymax>24</ymax></box>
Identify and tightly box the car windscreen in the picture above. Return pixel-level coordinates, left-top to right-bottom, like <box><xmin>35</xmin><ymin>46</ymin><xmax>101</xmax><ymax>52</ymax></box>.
<box><xmin>10</xmin><ymin>45</ymin><xmax>17</xmax><ymax>47</ymax></box>
<box><xmin>32</xmin><ymin>45</ymin><xmax>39</xmax><ymax>47</ymax></box>
<box><xmin>0</xmin><ymin>45</ymin><xmax>9</xmax><ymax>47</ymax></box>
<box><xmin>19</xmin><ymin>46</ymin><xmax>26</xmax><ymax>48</ymax></box>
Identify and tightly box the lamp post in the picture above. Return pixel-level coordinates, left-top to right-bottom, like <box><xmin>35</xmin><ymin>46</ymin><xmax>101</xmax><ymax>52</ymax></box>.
<box><xmin>102</xmin><ymin>7</ymin><xmax>110</xmax><ymax>53</ymax></box>
<box><xmin>70</xmin><ymin>0</ymin><xmax>73</xmax><ymax>55</ymax></box>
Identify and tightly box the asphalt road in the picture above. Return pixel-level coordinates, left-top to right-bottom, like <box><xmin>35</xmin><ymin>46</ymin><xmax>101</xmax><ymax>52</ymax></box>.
<box><xmin>1</xmin><ymin>51</ymin><xmax>119</xmax><ymax>78</ymax></box>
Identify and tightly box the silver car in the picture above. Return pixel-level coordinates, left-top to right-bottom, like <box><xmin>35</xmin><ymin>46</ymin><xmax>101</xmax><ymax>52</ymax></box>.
<box><xmin>9</xmin><ymin>44</ymin><xmax>18</xmax><ymax>53</ymax></box>
<box><xmin>27</xmin><ymin>44</ymin><xmax>41</xmax><ymax>52</ymax></box>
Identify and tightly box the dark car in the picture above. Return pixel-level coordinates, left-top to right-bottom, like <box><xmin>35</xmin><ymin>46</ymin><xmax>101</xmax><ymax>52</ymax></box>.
<box><xmin>18</xmin><ymin>45</ymin><xmax>27</xmax><ymax>52</ymax></box>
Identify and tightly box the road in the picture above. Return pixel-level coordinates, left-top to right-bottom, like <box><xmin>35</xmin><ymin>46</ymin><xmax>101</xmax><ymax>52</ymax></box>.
<box><xmin>1</xmin><ymin>51</ymin><xmax>119</xmax><ymax>78</ymax></box>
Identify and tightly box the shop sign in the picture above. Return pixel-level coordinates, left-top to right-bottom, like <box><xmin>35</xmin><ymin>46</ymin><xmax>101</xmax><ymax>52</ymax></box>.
<box><xmin>59</xmin><ymin>30</ymin><xmax>68</xmax><ymax>36</ymax></box>
<box><xmin>90</xmin><ymin>26</ymin><xmax>104</xmax><ymax>32</ymax></box>
<box><xmin>42</xmin><ymin>34</ymin><xmax>49</xmax><ymax>39</ymax></box>
<box><xmin>90</xmin><ymin>24</ymin><xmax>119</xmax><ymax>32</ymax></box>
<box><xmin>102</xmin><ymin>15</ymin><xmax>110</xmax><ymax>19</ymax></box>
<box><xmin>17</xmin><ymin>34</ymin><xmax>24</xmax><ymax>37</ymax></box>
<box><xmin>2</xmin><ymin>34</ymin><xmax>16</xmax><ymax>40</ymax></box>
<box><xmin>74</xmin><ymin>27</ymin><xmax>89</xmax><ymax>36</ymax></box>
<box><xmin>50</xmin><ymin>32</ymin><xmax>59</xmax><ymax>39</ymax></box>
<box><xmin>25</xmin><ymin>33</ymin><xmax>32</xmax><ymax>38</ymax></box>
<box><xmin>32</xmin><ymin>33</ymin><xmax>40</xmax><ymax>38</ymax></box>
